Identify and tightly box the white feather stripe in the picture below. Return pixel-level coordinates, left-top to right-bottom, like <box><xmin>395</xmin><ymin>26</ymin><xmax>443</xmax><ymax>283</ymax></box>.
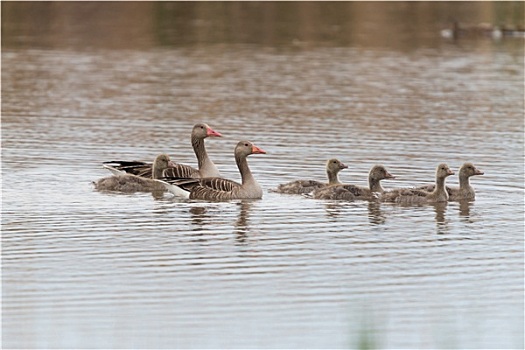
<box><xmin>153</xmin><ymin>180</ymin><xmax>191</xmax><ymax>198</ymax></box>
<box><xmin>102</xmin><ymin>164</ymin><xmax>127</xmax><ymax>176</ymax></box>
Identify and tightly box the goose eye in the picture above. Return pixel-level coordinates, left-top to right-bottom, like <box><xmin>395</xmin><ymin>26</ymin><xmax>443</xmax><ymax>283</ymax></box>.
<box><xmin>245</xmin><ymin>143</ymin><xmax>249</xmax><ymax>147</ymax></box>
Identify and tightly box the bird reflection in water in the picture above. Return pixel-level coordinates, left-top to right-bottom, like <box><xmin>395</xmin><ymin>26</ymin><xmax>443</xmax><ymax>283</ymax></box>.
<box><xmin>151</xmin><ymin>189</ymin><xmax>166</xmax><ymax>200</ymax></box>
<box><xmin>234</xmin><ymin>200</ymin><xmax>253</xmax><ymax>244</ymax></box>
<box><xmin>323</xmin><ymin>202</ymin><xmax>347</xmax><ymax>219</ymax></box>
<box><xmin>323</xmin><ymin>200</ymin><xmax>386</xmax><ymax>224</ymax></box>
<box><xmin>189</xmin><ymin>206</ymin><xmax>209</xmax><ymax>231</ymax></box>
<box><xmin>433</xmin><ymin>201</ymin><xmax>449</xmax><ymax>234</ymax></box>
<box><xmin>458</xmin><ymin>200</ymin><xmax>474</xmax><ymax>222</ymax></box>
<box><xmin>367</xmin><ymin>201</ymin><xmax>386</xmax><ymax>225</ymax></box>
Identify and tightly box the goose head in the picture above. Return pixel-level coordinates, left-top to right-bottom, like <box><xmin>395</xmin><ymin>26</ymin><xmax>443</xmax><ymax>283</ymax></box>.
<box><xmin>154</xmin><ymin>154</ymin><xmax>176</xmax><ymax>169</ymax></box>
<box><xmin>459</xmin><ymin>162</ymin><xmax>484</xmax><ymax>178</ymax></box>
<box><xmin>236</xmin><ymin>140</ymin><xmax>266</xmax><ymax>157</ymax></box>
<box><xmin>436</xmin><ymin>163</ymin><xmax>455</xmax><ymax>179</ymax></box>
<box><xmin>193</xmin><ymin>123</ymin><xmax>222</xmax><ymax>139</ymax></box>
<box><xmin>325</xmin><ymin>159</ymin><xmax>347</xmax><ymax>184</ymax></box>
<box><xmin>152</xmin><ymin>154</ymin><xmax>176</xmax><ymax>178</ymax></box>
<box><xmin>370</xmin><ymin>165</ymin><xmax>395</xmax><ymax>181</ymax></box>
<box><xmin>326</xmin><ymin>158</ymin><xmax>348</xmax><ymax>174</ymax></box>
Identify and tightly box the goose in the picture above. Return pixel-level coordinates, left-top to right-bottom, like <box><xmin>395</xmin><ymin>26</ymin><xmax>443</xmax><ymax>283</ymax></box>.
<box><xmin>272</xmin><ymin>159</ymin><xmax>348</xmax><ymax>194</ymax></box>
<box><xmin>103</xmin><ymin>122</ymin><xmax>222</xmax><ymax>178</ymax></box>
<box><xmin>160</xmin><ymin>140</ymin><xmax>266</xmax><ymax>200</ymax></box>
<box><xmin>383</xmin><ymin>163</ymin><xmax>454</xmax><ymax>204</ymax></box>
<box><xmin>312</xmin><ymin>165</ymin><xmax>395</xmax><ymax>200</ymax></box>
<box><xmin>417</xmin><ymin>162</ymin><xmax>484</xmax><ymax>201</ymax></box>
<box><xmin>94</xmin><ymin>154</ymin><xmax>175</xmax><ymax>193</ymax></box>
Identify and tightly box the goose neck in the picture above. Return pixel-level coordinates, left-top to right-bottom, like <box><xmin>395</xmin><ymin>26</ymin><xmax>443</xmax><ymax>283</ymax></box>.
<box><xmin>327</xmin><ymin>170</ymin><xmax>340</xmax><ymax>184</ymax></box>
<box><xmin>192</xmin><ymin>135</ymin><xmax>208</xmax><ymax>169</ymax></box>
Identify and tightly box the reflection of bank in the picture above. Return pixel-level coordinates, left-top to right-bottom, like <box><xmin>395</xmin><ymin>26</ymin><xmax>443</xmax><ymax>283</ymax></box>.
<box><xmin>2</xmin><ymin>2</ymin><xmax>511</xmax><ymax>51</ymax></box>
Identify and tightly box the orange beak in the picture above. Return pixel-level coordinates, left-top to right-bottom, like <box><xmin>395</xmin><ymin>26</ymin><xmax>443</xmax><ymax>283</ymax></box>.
<box><xmin>206</xmin><ymin>127</ymin><xmax>222</xmax><ymax>137</ymax></box>
<box><xmin>251</xmin><ymin>145</ymin><xmax>266</xmax><ymax>154</ymax></box>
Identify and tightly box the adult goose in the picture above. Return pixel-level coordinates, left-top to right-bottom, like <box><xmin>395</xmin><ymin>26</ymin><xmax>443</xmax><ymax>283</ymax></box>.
<box><xmin>417</xmin><ymin>162</ymin><xmax>484</xmax><ymax>201</ymax></box>
<box><xmin>382</xmin><ymin>163</ymin><xmax>454</xmax><ymax>204</ymax></box>
<box><xmin>312</xmin><ymin>165</ymin><xmax>395</xmax><ymax>200</ymax></box>
<box><xmin>161</xmin><ymin>141</ymin><xmax>266</xmax><ymax>200</ymax></box>
<box><xmin>94</xmin><ymin>154</ymin><xmax>175</xmax><ymax>193</ymax></box>
<box><xmin>103</xmin><ymin>123</ymin><xmax>222</xmax><ymax>178</ymax></box>
<box><xmin>272</xmin><ymin>159</ymin><xmax>348</xmax><ymax>194</ymax></box>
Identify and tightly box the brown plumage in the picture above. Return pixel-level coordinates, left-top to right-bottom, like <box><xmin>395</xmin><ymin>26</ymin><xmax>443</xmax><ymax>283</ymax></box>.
<box><xmin>272</xmin><ymin>159</ymin><xmax>348</xmax><ymax>194</ymax></box>
<box><xmin>103</xmin><ymin>123</ymin><xmax>222</xmax><ymax>178</ymax></box>
<box><xmin>416</xmin><ymin>162</ymin><xmax>484</xmax><ymax>201</ymax></box>
<box><xmin>94</xmin><ymin>154</ymin><xmax>175</xmax><ymax>193</ymax></box>
<box><xmin>312</xmin><ymin>165</ymin><xmax>395</xmax><ymax>200</ymax></box>
<box><xmin>162</xmin><ymin>141</ymin><xmax>266</xmax><ymax>201</ymax></box>
<box><xmin>383</xmin><ymin>163</ymin><xmax>454</xmax><ymax>204</ymax></box>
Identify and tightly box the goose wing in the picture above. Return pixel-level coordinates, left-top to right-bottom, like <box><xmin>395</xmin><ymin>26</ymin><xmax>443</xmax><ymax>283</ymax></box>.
<box><xmin>162</xmin><ymin>164</ymin><xmax>200</xmax><ymax>179</ymax></box>
<box><xmin>416</xmin><ymin>184</ymin><xmax>454</xmax><ymax>196</ymax></box>
<box><xmin>163</xmin><ymin>176</ymin><xmax>240</xmax><ymax>193</ymax></box>
<box><xmin>102</xmin><ymin>161</ymin><xmax>152</xmax><ymax>176</ymax></box>
<box><xmin>274</xmin><ymin>179</ymin><xmax>326</xmax><ymax>194</ymax></box>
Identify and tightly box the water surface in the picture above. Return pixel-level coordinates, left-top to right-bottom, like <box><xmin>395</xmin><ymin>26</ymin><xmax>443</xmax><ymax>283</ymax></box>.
<box><xmin>2</xmin><ymin>2</ymin><xmax>524</xmax><ymax>349</ymax></box>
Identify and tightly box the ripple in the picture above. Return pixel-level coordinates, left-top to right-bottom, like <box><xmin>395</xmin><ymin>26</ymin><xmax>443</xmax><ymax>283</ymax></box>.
<box><xmin>2</xmin><ymin>35</ymin><xmax>523</xmax><ymax>350</ymax></box>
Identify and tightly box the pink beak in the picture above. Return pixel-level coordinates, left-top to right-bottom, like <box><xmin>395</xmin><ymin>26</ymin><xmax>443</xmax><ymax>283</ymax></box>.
<box><xmin>385</xmin><ymin>171</ymin><xmax>395</xmax><ymax>179</ymax></box>
<box><xmin>206</xmin><ymin>127</ymin><xmax>222</xmax><ymax>137</ymax></box>
<box><xmin>168</xmin><ymin>160</ymin><xmax>177</xmax><ymax>168</ymax></box>
<box><xmin>251</xmin><ymin>145</ymin><xmax>266</xmax><ymax>154</ymax></box>
<box><xmin>475</xmin><ymin>168</ymin><xmax>484</xmax><ymax>175</ymax></box>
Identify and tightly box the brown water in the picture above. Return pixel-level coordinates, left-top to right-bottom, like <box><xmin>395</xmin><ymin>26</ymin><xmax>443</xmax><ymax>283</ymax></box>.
<box><xmin>2</xmin><ymin>2</ymin><xmax>524</xmax><ymax>349</ymax></box>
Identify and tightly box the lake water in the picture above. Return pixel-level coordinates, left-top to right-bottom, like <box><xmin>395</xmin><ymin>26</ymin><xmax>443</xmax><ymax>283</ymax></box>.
<box><xmin>2</xmin><ymin>2</ymin><xmax>524</xmax><ymax>349</ymax></box>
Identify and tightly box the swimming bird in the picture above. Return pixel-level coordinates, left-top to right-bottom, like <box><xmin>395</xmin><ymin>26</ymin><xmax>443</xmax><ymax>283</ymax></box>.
<box><xmin>161</xmin><ymin>140</ymin><xmax>266</xmax><ymax>200</ymax></box>
<box><xmin>272</xmin><ymin>159</ymin><xmax>348</xmax><ymax>194</ymax></box>
<box><xmin>94</xmin><ymin>154</ymin><xmax>175</xmax><ymax>193</ymax></box>
<box><xmin>311</xmin><ymin>165</ymin><xmax>395</xmax><ymax>200</ymax></box>
<box><xmin>417</xmin><ymin>162</ymin><xmax>484</xmax><ymax>201</ymax></box>
<box><xmin>382</xmin><ymin>163</ymin><xmax>454</xmax><ymax>204</ymax></box>
<box><xmin>103</xmin><ymin>122</ymin><xmax>222</xmax><ymax>178</ymax></box>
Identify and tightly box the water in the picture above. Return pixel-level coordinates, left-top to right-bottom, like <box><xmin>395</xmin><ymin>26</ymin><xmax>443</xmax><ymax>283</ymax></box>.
<box><xmin>2</xmin><ymin>2</ymin><xmax>524</xmax><ymax>349</ymax></box>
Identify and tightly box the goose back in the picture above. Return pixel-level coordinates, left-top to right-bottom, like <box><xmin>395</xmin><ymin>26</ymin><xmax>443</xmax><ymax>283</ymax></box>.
<box><xmin>273</xmin><ymin>159</ymin><xmax>348</xmax><ymax>194</ymax></box>
<box><xmin>311</xmin><ymin>185</ymin><xmax>356</xmax><ymax>200</ymax></box>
